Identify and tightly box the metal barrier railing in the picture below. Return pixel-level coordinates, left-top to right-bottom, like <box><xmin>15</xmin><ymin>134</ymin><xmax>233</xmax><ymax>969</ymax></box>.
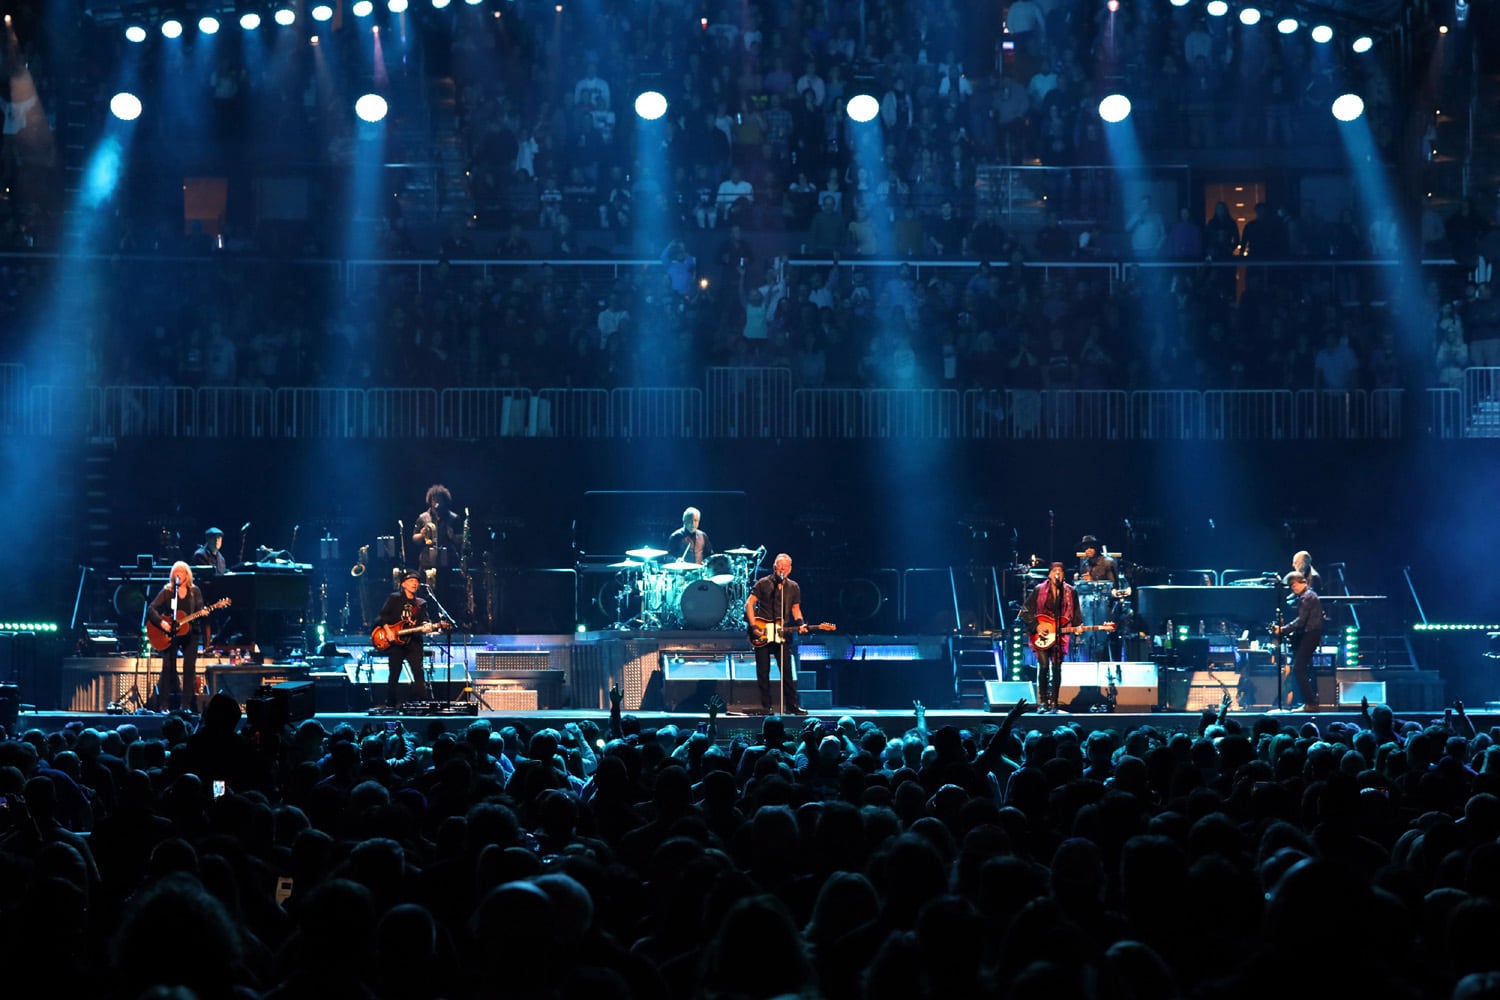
<box><xmin>274</xmin><ymin>387</ymin><xmax>364</xmax><ymax>437</ymax></box>
<box><xmin>0</xmin><ymin>377</ymin><xmax>1480</xmax><ymax>441</ymax></box>
<box><xmin>198</xmin><ymin>386</ymin><xmax>274</xmax><ymax>438</ymax></box>
<box><xmin>101</xmin><ymin>386</ymin><xmax>195</xmax><ymax>438</ymax></box>
<box><xmin>1462</xmin><ymin>367</ymin><xmax>1500</xmax><ymax>437</ymax></box>
<box><xmin>537</xmin><ymin>387</ymin><xmax>609</xmax><ymax>438</ymax></box>
<box><xmin>704</xmin><ymin>366</ymin><xmax>793</xmax><ymax>439</ymax></box>
<box><xmin>1203</xmin><ymin>389</ymin><xmax>1294</xmax><ymax>439</ymax></box>
<box><xmin>1294</xmin><ymin>389</ymin><xmax>1369</xmax><ymax>439</ymax></box>
<box><xmin>1130</xmin><ymin>390</ymin><xmax>1203</xmax><ymax>440</ymax></box>
<box><xmin>611</xmin><ymin>387</ymin><xmax>703</xmax><ymax>438</ymax></box>
<box><xmin>439</xmin><ymin>387</ymin><xmax>534</xmax><ymax>438</ymax></box>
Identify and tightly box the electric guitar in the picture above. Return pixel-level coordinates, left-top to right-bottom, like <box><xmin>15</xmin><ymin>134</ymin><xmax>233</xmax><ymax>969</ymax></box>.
<box><xmin>1031</xmin><ymin>613</ymin><xmax>1115</xmax><ymax>650</ymax></box>
<box><xmin>748</xmin><ymin>618</ymin><xmax>837</xmax><ymax>647</ymax></box>
<box><xmin>370</xmin><ymin>619</ymin><xmax>453</xmax><ymax>651</ymax></box>
<box><xmin>149</xmin><ymin>598</ymin><xmax>232</xmax><ymax>651</ymax></box>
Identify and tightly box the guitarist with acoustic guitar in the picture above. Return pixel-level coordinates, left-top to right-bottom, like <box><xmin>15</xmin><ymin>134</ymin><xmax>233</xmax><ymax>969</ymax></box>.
<box><xmin>1018</xmin><ymin>562</ymin><xmax>1078</xmax><ymax>714</ymax></box>
<box><xmin>374</xmin><ymin>571</ymin><xmax>434</xmax><ymax>708</ymax></box>
<box><xmin>147</xmin><ymin>561</ymin><xmax>208</xmax><ymax>713</ymax></box>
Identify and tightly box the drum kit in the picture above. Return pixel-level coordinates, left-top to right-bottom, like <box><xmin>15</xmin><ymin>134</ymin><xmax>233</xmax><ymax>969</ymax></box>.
<box><xmin>605</xmin><ymin>544</ymin><xmax>767</xmax><ymax>630</ymax></box>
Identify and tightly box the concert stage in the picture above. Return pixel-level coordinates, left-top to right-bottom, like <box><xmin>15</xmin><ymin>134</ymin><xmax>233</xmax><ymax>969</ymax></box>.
<box><xmin>15</xmin><ymin>626</ymin><xmax>1453</xmax><ymax>741</ymax></box>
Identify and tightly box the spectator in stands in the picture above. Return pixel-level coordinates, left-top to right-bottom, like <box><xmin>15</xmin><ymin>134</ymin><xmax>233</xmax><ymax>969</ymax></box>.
<box><xmin>1205</xmin><ymin>202</ymin><xmax>1239</xmax><ymax>260</ymax></box>
<box><xmin>1435</xmin><ymin>300</ymin><xmax>1467</xmax><ymax>388</ymax></box>
<box><xmin>807</xmin><ymin>196</ymin><xmax>845</xmax><ymax>256</ymax></box>
<box><xmin>1467</xmin><ymin>279</ymin><xmax>1500</xmax><ymax>367</ymax></box>
<box><xmin>1166</xmin><ymin>207</ymin><xmax>1203</xmax><ymax>259</ymax></box>
<box><xmin>714</xmin><ymin>167</ymin><xmax>754</xmax><ymax>229</ymax></box>
<box><xmin>795</xmin><ymin>62</ymin><xmax>827</xmax><ymax>110</ymax></box>
<box><xmin>1313</xmin><ymin>332</ymin><xmax>1360</xmax><ymax>390</ymax></box>
<box><xmin>1124</xmin><ymin>196</ymin><xmax>1166</xmax><ymax>257</ymax></box>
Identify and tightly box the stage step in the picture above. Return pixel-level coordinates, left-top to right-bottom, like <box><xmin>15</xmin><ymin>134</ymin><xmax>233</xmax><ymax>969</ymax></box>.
<box><xmin>950</xmin><ymin>634</ymin><xmax>1004</xmax><ymax>709</ymax></box>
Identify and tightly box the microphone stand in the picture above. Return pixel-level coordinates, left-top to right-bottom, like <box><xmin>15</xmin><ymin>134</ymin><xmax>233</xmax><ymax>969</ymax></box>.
<box><xmin>423</xmin><ymin>584</ymin><xmax>455</xmax><ymax>701</ymax></box>
<box><xmin>1272</xmin><ymin>574</ymin><xmax>1288</xmax><ymax>711</ymax></box>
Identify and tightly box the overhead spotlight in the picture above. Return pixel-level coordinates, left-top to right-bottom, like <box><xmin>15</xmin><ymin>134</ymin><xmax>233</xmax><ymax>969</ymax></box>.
<box><xmin>355</xmin><ymin>94</ymin><xmax>389</xmax><ymax>123</ymax></box>
<box><xmin>1331</xmin><ymin>93</ymin><xmax>1365</xmax><ymax>121</ymax></box>
<box><xmin>1169</xmin><ymin>0</ymin><xmax>1190</xmax><ymax>5</ymax></box>
<box><xmin>311</xmin><ymin>4</ymin><xmax>334</xmax><ymax>20</ymax></box>
<box><xmin>1206</xmin><ymin>1</ymin><xmax>1228</xmax><ymax>16</ymax></box>
<box><xmin>240</xmin><ymin>12</ymin><xmax>262</xmax><ymax>29</ymax></box>
<box><xmin>161</xmin><ymin>18</ymin><xmax>183</xmax><ymax>37</ymax></box>
<box><xmin>633</xmin><ymin>91</ymin><xmax>667</xmax><ymax>121</ymax></box>
<box><xmin>1351</xmin><ymin>35</ymin><xmax>1373</xmax><ymax>52</ymax></box>
<box><xmin>464</xmin><ymin>0</ymin><xmax>483</xmax><ymax>5</ymax></box>
<box><xmin>274</xmin><ymin>7</ymin><xmax>297</xmax><ymax>25</ymax></box>
<box><xmin>1239</xmin><ymin>7</ymin><xmax>1260</xmax><ymax>25</ymax></box>
<box><xmin>1310</xmin><ymin>24</ymin><xmax>1333</xmax><ymax>43</ymax></box>
<box><xmin>432</xmin><ymin>0</ymin><xmax>451</xmax><ymax>7</ymax></box>
<box><xmin>389</xmin><ymin>0</ymin><xmax>410</xmax><ymax>11</ymax></box>
<box><xmin>199</xmin><ymin>16</ymin><xmax>220</xmax><ymax>34</ymax></box>
<box><xmin>1106</xmin><ymin>0</ymin><xmax>1119</xmax><ymax>11</ymax></box>
<box><xmin>846</xmin><ymin>93</ymin><xmax>879</xmax><ymax>123</ymax></box>
<box><xmin>352</xmin><ymin>0</ymin><xmax>374</xmax><ymax>15</ymax></box>
<box><xmin>1439</xmin><ymin>24</ymin><xmax>1449</xmax><ymax>33</ymax></box>
<box><xmin>1277</xmin><ymin>17</ymin><xmax>1299</xmax><ymax>33</ymax></box>
<box><xmin>1098</xmin><ymin>93</ymin><xmax>1132</xmax><ymax>123</ymax></box>
<box><xmin>110</xmin><ymin>92</ymin><xmax>143</xmax><ymax>122</ymax></box>
<box><xmin>124</xmin><ymin>24</ymin><xmax>147</xmax><ymax>42</ymax></box>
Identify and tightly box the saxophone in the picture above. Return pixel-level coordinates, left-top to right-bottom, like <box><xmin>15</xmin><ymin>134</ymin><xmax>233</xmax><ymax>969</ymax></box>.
<box><xmin>351</xmin><ymin>543</ymin><xmax>369</xmax><ymax>577</ymax></box>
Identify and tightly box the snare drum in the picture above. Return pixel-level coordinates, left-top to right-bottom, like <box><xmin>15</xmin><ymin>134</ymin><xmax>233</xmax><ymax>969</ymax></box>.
<box><xmin>677</xmin><ymin>579</ymin><xmax>729</xmax><ymax>630</ymax></box>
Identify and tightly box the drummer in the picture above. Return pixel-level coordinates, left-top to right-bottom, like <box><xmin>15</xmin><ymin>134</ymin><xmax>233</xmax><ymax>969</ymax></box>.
<box><xmin>1076</xmin><ymin>534</ymin><xmax>1119</xmax><ymax>661</ymax></box>
<box><xmin>667</xmin><ymin>507</ymin><xmax>713</xmax><ymax>566</ymax></box>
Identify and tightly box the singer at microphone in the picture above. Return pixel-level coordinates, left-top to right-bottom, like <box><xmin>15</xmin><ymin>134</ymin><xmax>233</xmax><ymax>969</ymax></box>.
<box><xmin>745</xmin><ymin>552</ymin><xmax>807</xmax><ymax>716</ymax></box>
<box><xmin>147</xmin><ymin>560</ymin><xmax>205</xmax><ymax>714</ymax></box>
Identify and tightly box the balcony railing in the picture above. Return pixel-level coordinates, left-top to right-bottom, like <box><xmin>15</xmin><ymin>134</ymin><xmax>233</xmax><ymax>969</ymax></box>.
<box><xmin>2</xmin><ymin>371</ymin><xmax>1492</xmax><ymax>441</ymax></box>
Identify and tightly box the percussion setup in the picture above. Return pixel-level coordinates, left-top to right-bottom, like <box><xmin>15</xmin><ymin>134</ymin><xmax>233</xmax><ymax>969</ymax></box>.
<box><xmin>605</xmin><ymin>544</ymin><xmax>768</xmax><ymax>631</ymax></box>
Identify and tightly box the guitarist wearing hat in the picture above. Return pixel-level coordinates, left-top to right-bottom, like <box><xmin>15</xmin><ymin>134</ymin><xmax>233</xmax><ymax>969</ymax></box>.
<box><xmin>374</xmin><ymin>571</ymin><xmax>433</xmax><ymax>708</ymax></box>
<box><xmin>1019</xmin><ymin>562</ymin><xmax>1078</xmax><ymax>714</ymax></box>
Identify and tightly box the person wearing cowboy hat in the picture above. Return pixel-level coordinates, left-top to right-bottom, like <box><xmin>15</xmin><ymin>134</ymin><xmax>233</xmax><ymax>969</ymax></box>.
<box><xmin>374</xmin><ymin>570</ymin><xmax>432</xmax><ymax>709</ymax></box>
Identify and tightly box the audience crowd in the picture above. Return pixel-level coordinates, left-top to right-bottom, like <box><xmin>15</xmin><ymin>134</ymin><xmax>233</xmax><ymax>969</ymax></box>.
<box><xmin>2</xmin><ymin>693</ymin><xmax>1499</xmax><ymax>998</ymax></box>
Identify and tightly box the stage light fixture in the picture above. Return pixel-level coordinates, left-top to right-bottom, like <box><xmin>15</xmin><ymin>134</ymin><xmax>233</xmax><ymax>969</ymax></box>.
<box><xmin>432</xmin><ymin>0</ymin><xmax>451</xmax><ymax>7</ymax></box>
<box><xmin>110</xmin><ymin>92</ymin><xmax>143</xmax><ymax>121</ymax></box>
<box><xmin>1098</xmin><ymin>93</ymin><xmax>1132</xmax><ymax>123</ymax></box>
<box><xmin>355</xmin><ymin>93</ymin><xmax>389</xmax><ymax>122</ymax></box>
<box><xmin>274</xmin><ymin>7</ymin><xmax>297</xmax><ymax>25</ymax></box>
<box><xmin>1351</xmin><ymin>35</ymin><xmax>1372</xmax><ymax>52</ymax></box>
<box><xmin>352</xmin><ymin>0</ymin><xmax>374</xmax><ymax>15</ymax></box>
<box><xmin>1310</xmin><ymin>23</ymin><xmax>1333</xmax><ymax>42</ymax></box>
<box><xmin>465</xmin><ymin>0</ymin><xmax>483</xmax><ymax>5</ymax></box>
<box><xmin>240</xmin><ymin>12</ymin><xmax>262</xmax><ymax>29</ymax></box>
<box><xmin>311</xmin><ymin>4</ymin><xmax>334</xmax><ymax>20</ymax></box>
<box><xmin>389</xmin><ymin>0</ymin><xmax>410</xmax><ymax>11</ymax></box>
<box><xmin>1169</xmin><ymin>0</ymin><xmax>1190</xmax><ymax>6</ymax></box>
<box><xmin>1277</xmin><ymin>17</ymin><xmax>1298</xmax><ymax>33</ymax></box>
<box><xmin>1331</xmin><ymin>93</ymin><xmax>1365</xmax><ymax>121</ymax></box>
<box><xmin>199</xmin><ymin>15</ymin><xmax>220</xmax><ymax>34</ymax></box>
<box><xmin>162</xmin><ymin>18</ymin><xmax>183</xmax><ymax>37</ymax></box>
<box><xmin>1106</xmin><ymin>0</ymin><xmax>1119</xmax><ymax>11</ymax></box>
<box><xmin>125</xmin><ymin>24</ymin><xmax>147</xmax><ymax>42</ymax></box>
<box><xmin>1239</xmin><ymin>7</ymin><xmax>1260</xmax><ymax>25</ymax></box>
<box><xmin>1439</xmin><ymin>24</ymin><xmax>1448</xmax><ymax>33</ymax></box>
<box><xmin>846</xmin><ymin>93</ymin><xmax>879</xmax><ymax>123</ymax></box>
<box><xmin>633</xmin><ymin>91</ymin><xmax>667</xmax><ymax>120</ymax></box>
<box><xmin>1206</xmin><ymin>1</ymin><xmax>1228</xmax><ymax>16</ymax></box>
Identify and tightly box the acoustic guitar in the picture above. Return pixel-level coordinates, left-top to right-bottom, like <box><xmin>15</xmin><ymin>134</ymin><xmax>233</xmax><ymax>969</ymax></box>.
<box><xmin>747</xmin><ymin>618</ymin><xmax>837</xmax><ymax>647</ymax></box>
<box><xmin>149</xmin><ymin>598</ymin><xmax>232</xmax><ymax>651</ymax></box>
<box><xmin>1031</xmin><ymin>613</ymin><xmax>1115</xmax><ymax>650</ymax></box>
<box><xmin>370</xmin><ymin>619</ymin><xmax>453</xmax><ymax>651</ymax></box>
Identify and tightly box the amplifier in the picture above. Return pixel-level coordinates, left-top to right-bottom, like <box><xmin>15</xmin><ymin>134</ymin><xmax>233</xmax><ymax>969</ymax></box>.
<box><xmin>473</xmin><ymin>650</ymin><xmax>552</xmax><ymax>672</ymax></box>
<box><xmin>472</xmin><ymin>683</ymin><xmax>539</xmax><ymax>712</ymax></box>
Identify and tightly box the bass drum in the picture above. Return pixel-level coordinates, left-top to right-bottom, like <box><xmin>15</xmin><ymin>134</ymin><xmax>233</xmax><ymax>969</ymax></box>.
<box><xmin>677</xmin><ymin>579</ymin><xmax>728</xmax><ymax>630</ymax></box>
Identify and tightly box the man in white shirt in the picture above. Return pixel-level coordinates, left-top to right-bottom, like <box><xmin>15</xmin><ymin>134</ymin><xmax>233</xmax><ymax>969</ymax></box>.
<box><xmin>716</xmin><ymin>167</ymin><xmax>754</xmax><ymax>227</ymax></box>
<box><xmin>795</xmin><ymin>62</ymin><xmax>826</xmax><ymax>109</ymax></box>
<box><xmin>573</xmin><ymin>58</ymin><xmax>611</xmax><ymax>114</ymax></box>
<box><xmin>597</xmin><ymin>293</ymin><xmax>630</xmax><ymax>350</ymax></box>
<box><xmin>1125</xmin><ymin>196</ymin><xmax>1166</xmax><ymax>256</ymax></box>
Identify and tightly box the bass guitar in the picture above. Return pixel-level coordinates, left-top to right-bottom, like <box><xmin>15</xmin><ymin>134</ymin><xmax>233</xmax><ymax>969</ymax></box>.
<box><xmin>1031</xmin><ymin>613</ymin><xmax>1115</xmax><ymax>650</ymax></box>
<box><xmin>149</xmin><ymin>598</ymin><xmax>232</xmax><ymax>651</ymax></box>
<box><xmin>370</xmin><ymin>619</ymin><xmax>453</xmax><ymax>651</ymax></box>
<box><xmin>748</xmin><ymin>618</ymin><xmax>837</xmax><ymax>647</ymax></box>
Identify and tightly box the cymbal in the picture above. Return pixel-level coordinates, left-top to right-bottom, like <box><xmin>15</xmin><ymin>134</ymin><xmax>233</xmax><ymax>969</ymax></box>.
<box><xmin>724</xmin><ymin>546</ymin><xmax>758</xmax><ymax>556</ymax></box>
<box><xmin>625</xmin><ymin>546</ymin><xmax>668</xmax><ymax>559</ymax></box>
<box><xmin>608</xmin><ymin>559</ymin><xmax>644</xmax><ymax>569</ymax></box>
<box><xmin>662</xmin><ymin>560</ymin><xmax>701</xmax><ymax>571</ymax></box>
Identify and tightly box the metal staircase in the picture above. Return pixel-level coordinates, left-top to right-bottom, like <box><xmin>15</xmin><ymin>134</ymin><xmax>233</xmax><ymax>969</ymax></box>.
<box><xmin>950</xmin><ymin>633</ymin><xmax>1005</xmax><ymax>708</ymax></box>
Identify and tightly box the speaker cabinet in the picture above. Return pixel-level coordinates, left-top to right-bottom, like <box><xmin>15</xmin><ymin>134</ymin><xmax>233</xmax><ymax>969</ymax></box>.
<box><xmin>1058</xmin><ymin>662</ymin><xmax>1158</xmax><ymax>712</ymax></box>
<box><xmin>985</xmin><ymin>681</ymin><xmax>1036</xmax><ymax>711</ymax></box>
